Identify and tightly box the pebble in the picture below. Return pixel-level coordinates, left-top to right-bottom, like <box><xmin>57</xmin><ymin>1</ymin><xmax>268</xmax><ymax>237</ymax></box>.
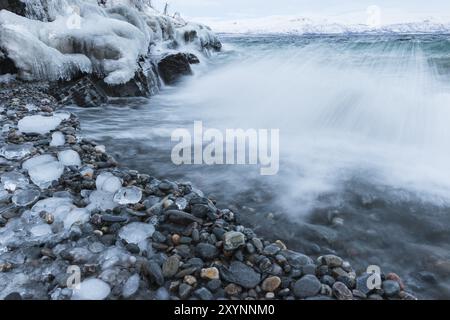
<box><xmin>143</xmin><ymin>261</ymin><xmax>164</xmax><ymax>286</ymax></box>
<box><xmin>72</xmin><ymin>278</ymin><xmax>111</xmax><ymax>300</ymax></box>
<box><xmin>195</xmin><ymin>287</ymin><xmax>214</xmax><ymax>300</ymax></box>
<box><xmin>319</xmin><ymin>255</ymin><xmax>343</xmax><ymax>268</ymax></box>
<box><xmin>224</xmin><ymin>283</ymin><xmax>242</xmax><ymax>296</ymax></box>
<box><xmin>382</xmin><ymin>280</ymin><xmax>401</xmax><ymax>297</ymax></box>
<box><xmin>263</xmin><ymin>244</ymin><xmax>281</xmax><ymax>256</ymax></box>
<box><xmin>195</xmin><ymin>243</ymin><xmax>219</xmax><ymax>260</ymax></box>
<box><xmin>220</xmin><ymin>261</ymin><xmax>261</xmax><ymax>289</ymax></box>
<box><xmin>293</xmin><ymin>275</ymin><xmax>321</xmax><ymax>298</ymax></box>
<box><xmin>178</xmin><ymin>283</ymin><xmax>193</xmax><ymax>299</ymax></box>
<box><xmin>162</xmin><ymin>255</ymin><xmax>180</xmax><ymax>278</ymax></box>
<box><xmin>332</xmin><ymin>281</ymin><xmax>353</xmax><ymax>300</ymax></box>
<box><xmin>200</xmin><ymin>267</ymin><xmax>220</xmax><ymax>280</ymax></box>
<box><xmin>122</xmin><ymin>274</ymin><xmax>140</xmax><ymax>298</ymax></box>
<box><xmin>261</xmin><ymin>276</ymin><xmax>282</xmax><ymax>292</ymax></box>
<box><xmin>184</xmin><ymin>275</ymin><xmax>197</xmax><ymax>286</ymax></box>
<box><xmin>223</xmin><ymin>231</ymin><xmax>246</xmax><ymax>251</ymax></box>
<box><xmin>207</xmin><ymin>279</ymin><xmax>222</xmax><ymax>292</ymax></box>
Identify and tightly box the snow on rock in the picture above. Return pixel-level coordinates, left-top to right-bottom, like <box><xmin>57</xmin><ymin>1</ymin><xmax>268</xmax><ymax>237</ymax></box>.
<box><xmin>50</xmin><ymin>131</ymin><xmax>65</xmax><ymax>146</ymax></box>
<box><xmin>28</xmin><ymin>160</ymin><xmax>65</xmax><ymax>189</ymax></box>
<box><xmin>95</xmin><ymin>172</ymin><xmax>122</xmax><ymax>193</ymax></box>
<box><xmin>113</xmin><ymin>186</ymin><xmax>142</xmax><ymax>205</ymax></box>
<box><xmin>18</xmin><ymin>115</ymin><xmax>62</xmax><ymax>134</ymax></box>
<box><xmin>71</xmin><ymin>278</ymin><xmax>111</xmax><ymax>300</ymax></box>
<box><xmin>58</xmin><ymin>149</ymin><xmax>81</xmax><ymax>166</ymax></box>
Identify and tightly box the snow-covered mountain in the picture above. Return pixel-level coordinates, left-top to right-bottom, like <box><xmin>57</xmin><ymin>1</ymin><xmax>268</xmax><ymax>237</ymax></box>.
<box><xmin>202</xmin><ymin>15</ymin><xmax>450</xmax><ymax>35</ymax></box>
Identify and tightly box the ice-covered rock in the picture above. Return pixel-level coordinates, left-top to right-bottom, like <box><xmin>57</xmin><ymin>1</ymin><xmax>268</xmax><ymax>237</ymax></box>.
<box><xmin>63</xmin><ymin>208</ymin><xmax>89</xmax><ymax>229</ymax></box>
<box><xmin>50</xmin><ymin>131</ymin><xmax>65</xmax><ymax>147</ymax></box>
<box><xmin>122</xmin><ymin>274</ymin><xmax>140</xmax><ymax>298</ymax></box>
<box><xmin>87</xmin><ymin>190</ymin><xmax>116</xmax><ymax>211</ymax></box>
<box><xmin>29</xmin><ymin>224</ymin><xmax>53</xmax><ymax>238</ymax></box>
<box><xmin>96</xmin><ymin>172</ymin><xmax>122</xmax><ymax>193</ymax></box>
<box><xmin>155</xmin><ymin>287</ymin><xmax>170</xmax><ymax>300</ymax></box>
<box><xmin>1</xmin><ymin>172</ymin><xmax>29</xmax><ymax>191</ymax></box>
<box><xmin>113</xmin><ymin>186</ymin><xmax>142</xmax><ymax>205</ymax></box>
<box><xmin>18</xmin><ymin>115</ymin><xmax>62</xmax><ymax>134</ymax></box>
<box><xmin>28</xmin><ymin>160</ymin><xmax>64</xmax><ymax>189</ymax></box>
<box><xmin>71</xmin><ymin>278</ymin><xmax>111</xmax><ymax>300</ymax></box>
<box><xmin>12</xmin><ymin>188</ymin><xmax>40</xmax><ymax>206</ymax></box>
<box><xmin>22</xmin><ymin>154</ymin><xmax>57</xmax><ymax>171</ymax></box>
<box><xmin>0</xmin><ymin>143</ymin><xmax>34</xmax><ymax>160</ymax></box>
<box><xmin>118</xmin><ymin>222</ymin><xmax>154</xmax><ymax>246</ymax></box>
<box><xmin>58</xmin><ymin>150</ymin><xmax>81</xmax><ymax>166</ymax></box>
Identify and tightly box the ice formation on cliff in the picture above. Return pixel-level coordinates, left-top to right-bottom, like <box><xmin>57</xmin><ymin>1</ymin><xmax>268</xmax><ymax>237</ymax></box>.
<box><xmin>0</xmin><ymin>0</ymin><xmax>220</xmax><ymax>84</ymax></box>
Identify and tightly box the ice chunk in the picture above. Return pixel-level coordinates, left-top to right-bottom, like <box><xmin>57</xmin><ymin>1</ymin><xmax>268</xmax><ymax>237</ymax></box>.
<box><xmin>29</xmin><ymin>224</ymin><xmax>52</xmax><ymax>238</ymax></box>
<box><xmin>118</xmin><ymin>222</ymin><xmax>154</xmax><ymax>245</ymax></box>
<box><xmin>113</xmin><ymin>186</ymin><xmax>142</xmax><ymax>205</ymax></box>
<box><xmin>1</xmin><ymin>172</ymin><xmax>29</xmax><ymax>191</ymax></box>
<box><xmin>12</xmin><ymin>189</ymin><xmax>40</xmax><ymax>206</ymax></box>
<box><xmin>87</xmin><ymin>191</ymin><xmax>116</xmax><ymax>211</ymax></box>
<box><xmin>0</xmin><ymin>143</ymin><xmax>34</xmax><ymax>160</ymax></box>
<box><xmin>71</xmin><ymin>279</ymin><xmax>111</xmax><ymax>300</ymax></box>
<box><xmin>22</xmin><ymin>154</ymin><xmax>57</xmax><ymax>171</ymax></box>
<box><xmin>96</xmin><ymin>172</ymin><xmax>122</xmax><ymax>193</ymax></box>
<box><xmin>32</xmin><ymin>197</ymin><xmax>73</xmax><ymax>214</ymax></box>
<box><xmin>28</xmin><ymin>161</ymin><xmax>64</xmax><ymax>189</ymax></box>
<box><xmin>58</xmin><ymin>150</ymin><xmax>81</xmax><ymax>167</ymax></box>
<box><xmin>18</xmin><ymin>115</ymin><xmax>62</xmax><ymax>134</ymax></box>
<box><xmin>50</xmin><ymin>132</ymin><xmax>65</xmax><ymax>147</ymax></box>
<box><xmin>122</xmin><ymin>274</ymin><xmax>140</xmax><ymax>298</ymax></box>
<box><xmin>64</xmin><ymin>208</ymin><xmax>89</xmax><ymax>229</ymax></box>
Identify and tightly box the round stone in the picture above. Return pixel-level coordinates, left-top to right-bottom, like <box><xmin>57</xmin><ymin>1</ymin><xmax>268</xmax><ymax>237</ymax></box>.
<box><xmin>261</xmin><ymin>276</ymin><xmax>282</xmax><ymax>292</ymax></box>
<box><xmin>293</xmin><ymin>275</ymin><xmax>321</xmax><ymax>298</ymax></box>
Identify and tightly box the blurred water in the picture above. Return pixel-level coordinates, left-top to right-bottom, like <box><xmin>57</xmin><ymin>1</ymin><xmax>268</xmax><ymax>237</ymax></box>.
<box><xmin>68</xmin><ymin>34</ymin><xmax>450</xmax><ymax>299</ymax></box>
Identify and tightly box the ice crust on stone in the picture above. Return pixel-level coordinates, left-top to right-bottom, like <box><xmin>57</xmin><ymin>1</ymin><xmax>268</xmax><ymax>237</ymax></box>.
<box><xmin>58</xmin><ymin>150</ymin><xmax>81</xmax><ymax>166</ymax></box>
<box><xmin>18</xmin><ymin>115</ymin><xmax>62</xmax><ymax>134</ymax></box>
<box><xmin>1</xmin><ymin>172</ymin><xmax>29</xmax><ymax>191</ymax></box>
<box><xmin>96</xmin><ymin>172</ymin><xmax>122</xmax><ymax>193</ymax></box>
<box><xmin>113</xmin><ymin>186</ymin><xmax>142</xmax><ymax>205</ymax></box>
<box><xmin>0</xmin><ymin>143</ymin><xmax>34</xmax><ymax>160</ymax></box>
<box><xmin>29</xmin><ymin>223</ymin><xmax>53</xmax><ymax>238</ymax></box>
<box><xmin>71</xmin><ymin>278</ymin><xmax>111</xmax><ymax>300</ymax></box>
<box><xmin>122</xmin><ymin>274</ymin><xmax>140</xmax><ymax>298</ymax></box>
<box><xmin>12</xmin><ymin>188</ymin><xmax>40</xmax><ymax>206</ymax></box>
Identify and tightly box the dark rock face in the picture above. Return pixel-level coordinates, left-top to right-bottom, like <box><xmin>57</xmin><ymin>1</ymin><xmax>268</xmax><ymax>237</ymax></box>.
<box><xmin>48</xmin><ymin>76</ymin><xmax>108</xmax><ymax>107</ymax></box>
<box><xmin>0</xmin><ymin>0</ymin><xmax>26</xmax><ymax>17</ymax></box>
<box><xmin>158</xmin><ymin>53</ymin><xmax>200</xmax><ymax>85</ymax></box>
<box><xmin>98</xmin><ymin>60</ymin><xmax>160</xmax><ymax>98</ymax></box>
<box><xmin>0</xmin><ymin>49</ymin><xmax>18</xmax><ymax>75</ymax></box>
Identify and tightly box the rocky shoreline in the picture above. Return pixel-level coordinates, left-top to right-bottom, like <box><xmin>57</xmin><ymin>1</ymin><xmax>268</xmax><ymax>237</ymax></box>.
<box><xmin>0</xmin><ymin>81</ymin><xmax>418</xmax><ymax>300</ymax></box>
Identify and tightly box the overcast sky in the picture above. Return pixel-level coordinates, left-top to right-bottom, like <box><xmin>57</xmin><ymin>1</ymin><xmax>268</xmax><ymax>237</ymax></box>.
<box><xmin>152</xmin><ymin>0</ymin><xmax>450</xmax><ymax>23</ymax></box>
